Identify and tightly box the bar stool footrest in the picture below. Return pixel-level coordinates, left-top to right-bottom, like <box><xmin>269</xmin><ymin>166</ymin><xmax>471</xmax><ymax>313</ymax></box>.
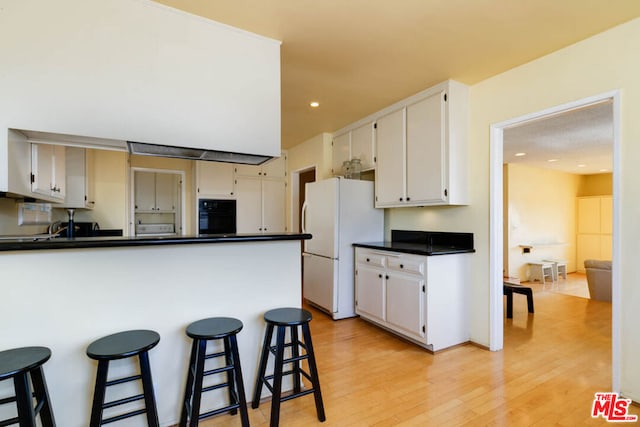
<box><xmin>198</xmin><ymin>402</ymin><xmax>240</xmax><ymax>420</ymax></box>
<box><xmin>0</xmin><ymin>417</ymin><xmax>20</xmax><ymax>427</ymax></box>
<box><xmin>103</xmin><ymin>393</ymin><xmax>144</xmax><ymax>409</ymax></box>
<box><xmin>105</xmin><ymin>374</ymin><xmax>142</xmax><ymax>387</ymax></box>
<box><xmin>102</xmin><ymin>408</ymin><xmax>147</xmax><ymax>425</ymax></box>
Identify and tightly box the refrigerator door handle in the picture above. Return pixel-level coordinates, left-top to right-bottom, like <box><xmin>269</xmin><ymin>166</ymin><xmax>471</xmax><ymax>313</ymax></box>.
<box><xmin>301</xmin><ymin>201</ymin><xmax>308</xmax><ymax>233</ymax></box>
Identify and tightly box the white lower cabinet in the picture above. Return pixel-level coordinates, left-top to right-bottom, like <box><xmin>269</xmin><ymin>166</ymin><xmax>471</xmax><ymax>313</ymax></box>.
<box><xmin>355</xmin><ymin>247</ymin><xmax>469</xmax><ymax>351</ymax></box>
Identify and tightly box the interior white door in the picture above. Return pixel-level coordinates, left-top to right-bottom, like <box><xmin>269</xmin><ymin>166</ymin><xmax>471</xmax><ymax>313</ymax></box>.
<box><xmin>303</xmin><ymin>254</ymin><xmax>338</xmax><ymax>314</ymax></box>
<box><xmin>304</xmin><ymin>179</ymin><xmax>338</xmax><ymax>258</ymax></box>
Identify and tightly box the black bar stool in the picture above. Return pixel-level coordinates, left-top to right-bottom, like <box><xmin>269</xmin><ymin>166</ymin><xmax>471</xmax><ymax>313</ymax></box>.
<box><xmin>86</xmin><ymin>330</ymin><xmax>160</xmax><ymax>427</ymax></box>
<box><xmin>252</xmin><ymin>308</ymin><xmax>325</xmax><ymax>427</ymax></box>
<box><xmin>180</xmin><ymin>317</ymin><xmax>249</xmax><ymax>427</ymax></box>
<box><xmin>0</xmin><ymin>346</ymin><xmax>56</xmax><ymax>427</ymax></box>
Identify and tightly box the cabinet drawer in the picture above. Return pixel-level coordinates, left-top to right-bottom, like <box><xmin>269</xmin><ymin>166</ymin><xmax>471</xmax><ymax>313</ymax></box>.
<box><xmin>356</xmin><ymin>252</ymin><xmax>386</xmax><ymax>268</ymax></box>
<box><xmin>388</xmin><ymin>257</ymin><xmax>424</xmax><ymax>275</ymax></box>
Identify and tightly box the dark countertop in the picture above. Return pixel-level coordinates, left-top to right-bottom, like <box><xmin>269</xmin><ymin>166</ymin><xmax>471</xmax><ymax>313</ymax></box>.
<box><xmin>353</xmin><ymin>241</ymin><xmax>475</xmax><ymax>256</ymax></box>
<box><xmin>353</xmin><ymin>230</ymin><xmax>475</xmax><ymax>256</ymax></box>
<box><xmin>0</xmin><ymin>232</ymin><xmax>312</xmax><ymax>252</ymax></box>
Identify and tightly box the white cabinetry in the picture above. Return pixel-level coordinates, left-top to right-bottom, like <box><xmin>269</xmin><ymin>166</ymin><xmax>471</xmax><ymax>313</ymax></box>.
<box><xmin>196</xmin><ymin>161</ymin><xmax>235</xmax><ymax>198</ymax></box>
<box><xmin>576</xmin><ymin>196</ymin><xmax>613</xmax><ymax>272</ymax></box>
<box><xmin>236</xmin><ymin>177</ymin><xmax>286</xmax><ymax>233</ymax></box>
<box><xmin>235</xmin><ymin>152</ymin><xmax>287</xmax><ymax>179</ymax></box>
<box><xmin>31</xmin><ymin>143</ymin><xmax>66</xmax><ymax>201</ymax></box>
<box><xmin>134</xmin><ymin>171</ymin><xmax>177</xmax><ymax>213</ymax></box>
<box><xmin>331</xmin><ymin>122</ymin><xmax>376</xmax><ymax>175</ymax></box>
<box><xmin>375</xmin><ymin>80</ymin><xmax>469</xmax><ymax>207</ymax></box>
<box><xmin>355</xmin><ymin>247</ymin><xmax>469</xmax><ymax>351</ymax></box>
<box><xmin>58</xmin><ymin>147</ymin><xmax>95</xmax><ymax>208</ymax></box>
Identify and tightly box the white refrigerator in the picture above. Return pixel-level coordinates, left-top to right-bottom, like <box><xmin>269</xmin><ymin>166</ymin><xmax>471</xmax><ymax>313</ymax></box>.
<box><xmin>302</xmin><ymin>178</ymin><xmax>383</xmax><ymax>319</ymax></box>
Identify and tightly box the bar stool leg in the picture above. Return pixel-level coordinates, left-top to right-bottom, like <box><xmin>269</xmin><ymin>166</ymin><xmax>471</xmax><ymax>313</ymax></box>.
<box><xmin>229</xmin><ymin>334</ymin><xmax>250</xmax><ymax>427</ymax></box>
<box><xmin>302</xmin><ymin>323</ymin><xmax>325</xmax><ymax>422</ymax></box>
<box><xmin>223</xmin><ymin>337</ymin><xmax>238</xmax><ymax>415</ymax></box>
<box><xmin>14</xmin><ymin>373</ymin><xmax>37</xmax><ymax>427</ymax></box>
<box><xmin>252</xmin><ymin>323</ymin><xmax>274</xmax><ymax>408</ymax></box>
<box><xmin>89</xmin><ymin>360</ymin><xmax>109</xmax><ymax>427</ymax></box>
<box><xmin>30</xmin><ymin>366</ymin><xmax>56</xmax><ymax>427</ymax></box>
<box><xmin>189</xmin><ymin>340</ymin><xmax>207</xmax><ymax>427</ymax></box>
<box><xmin>291</xmin><ymin>326</ymin><xmax>301</xmax><ymax>394</ymax></box>
<box><xmin>180</xmin><ymin>340</ymin><xmax>198</xmax><ymax>427</ymax></box>
<box><xmin>269</xmin><ymin>327</ymin><xmax>287</xmax><ymax>427</ymax></box>
<box><xmin>139</xmin><ymin>352</ymin><xmax>160</xmax><ymax>427</ymax></box>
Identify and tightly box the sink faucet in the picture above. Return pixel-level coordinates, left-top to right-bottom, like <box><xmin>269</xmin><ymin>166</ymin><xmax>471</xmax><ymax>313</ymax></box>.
<box><xmin>48</xmin><ymin>221</ymin><xmax>62</xmax><ymax>235</ymax></box>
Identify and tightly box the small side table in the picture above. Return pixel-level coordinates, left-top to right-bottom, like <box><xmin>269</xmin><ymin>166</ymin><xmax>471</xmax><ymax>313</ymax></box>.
<box><xmin>503</xmin><ymin>282</ymin><xmax>534</xmax><ymax>318</ymax></box>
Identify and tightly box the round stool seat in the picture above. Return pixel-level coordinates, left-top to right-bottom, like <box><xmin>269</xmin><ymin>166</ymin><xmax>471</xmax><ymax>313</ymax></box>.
<box><xmin>264</xmin><ymin>307</ymin><xmax>312</xmax><ymax>326</ymax></box>
<box><xmin>0</xmin><ymin>347</ymin><xmax>51</xmax><ymax>380</ymax></box>
<box><xmin>186</xmin><ymin>317</ymin><xmax>243</xmax><ymax>340</ymax></box>
<box><xmin>87</xmin><ymin>330</ymin><xmax>160</xmax><ymax>360</ymax></box>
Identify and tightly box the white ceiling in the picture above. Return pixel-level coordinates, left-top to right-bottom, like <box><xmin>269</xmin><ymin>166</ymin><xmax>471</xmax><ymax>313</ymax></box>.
<box><xmin>153</xmin><ymin>1</ymin><xmax>640</xmax><ymax>149</ymax></box>
<box><xmin>503</xmin><ymin>100</ymin><xmax>613</xmax><ymax>175</ymax></box>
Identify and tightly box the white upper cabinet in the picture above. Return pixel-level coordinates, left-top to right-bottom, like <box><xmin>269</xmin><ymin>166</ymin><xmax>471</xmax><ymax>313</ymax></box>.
<box><xmin>196</xmin><ymin>161</ymin><xmax>235</xmax><ymax>198</ymax></box>
<box><xmin>134</xmin><ymin>171</ymin><xmax>177</xmax><ymax>213</ymax></box>
<box><xmin>58</xmin><ymin>147</ymin><xmax>95</xmax><ymax>209</ymax></box>
<box><xmin>375</xmin><ymin>108</ymin><xmax>405</xmax><ymax>206</ymax></box>
<box><xmin>331</xmin><ymin>121</ymin><xmax>376</xmax><ymax>175</ymax></box>
<box><xmin>235</xmin><ymin>152</ymin><xmax>287</xmax><ymax>178</ymax></box>
<box><xmin>31</xmin><ymin>143</ymin><xmax>66</xmax><ymax>201</ymax></box>
<box><xmin>375</xmin><ymin>80</ymin><xmax>469</xmax><ymax>208</ymax></box>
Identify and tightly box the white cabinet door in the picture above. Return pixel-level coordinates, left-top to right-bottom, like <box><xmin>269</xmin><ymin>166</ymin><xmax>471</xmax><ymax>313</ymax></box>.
<box><xmin>261</xmin><ymin>154</ymin><xmax>287</xmax><ymax>178</ymax></box>
<box><xmin>235</xmin><ymin>164</ymin><xmax>261</xmax><ymax>177</ymax></box>
<box><xmin>262</xmin><ymin>179</ymin><xmax>286</xmax><ymax>232</ymax></box>
<box><xmin>375</xmin><ymin>108</ymin><xmax>405</xmax><ymax>207</ymax></box>
<box><xmin>355</xmin><ymin>265</ymin><xmax>385</xmax><ymax>322</ymax></box>
<box><xmin>155</xmin><ymin>173</ymin><xmax>177</xmax><ymax>212</ymax></box>
<box><xmin>31</xmin><ymin>144</ymin><xmax>65</xmax><ymax>200</ymax></box>
<box><xmin>236</xmin><ymin>177</ymin><xmax>263</xmax><ymax>233</ymax></box>
<box><xmin>31</xmin><ymin>144</ymin><xmax>54</xmax><ymax>197</ymax></box>
<box><xmin>134</xmin><ymin>171</ymin><xmax>157</xmax><ymax>212</ymax></box>
<box><xmin>386</xmin><ymin>272</ymin><xmax>425</xmax><ymax>339</ymax></box>
<box><xmin>600</xmin><ymin>196</ymin><xmax>612</xmax><ymax>233</ymax></box>
<box><xmin>332</xmin><ymin>132</ymin><xmax>350</xmax><ymax>176</ymax></box>
<box><xmin>406</xmin><ymin>91</ymin><xmax>446</xmax><ymax>204</ymax></box>
<box><xmin>52</xmin><ymin>145</ymin><xmax>66</xmax><ymax>200</ymax></box>
<box><xmin>197</xmin><ymin>161</ymin><xmax>235</xmax><ymax>197</ymax></box>
<box><xmin>578</xmin><ymin>197</ymin><xmax>601</xmax><ymax>234</ymax></box>
<box><xmin>350</xmin><ymin>122</ymin><xmax>375</xmax><ymax>170</ymax></box>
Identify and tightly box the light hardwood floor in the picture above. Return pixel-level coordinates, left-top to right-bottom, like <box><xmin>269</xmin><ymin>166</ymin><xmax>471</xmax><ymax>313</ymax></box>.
<box><xmin>197</xmin><ymin>288</ymin><xmax>638</xmax><ymax>426</ymax></box>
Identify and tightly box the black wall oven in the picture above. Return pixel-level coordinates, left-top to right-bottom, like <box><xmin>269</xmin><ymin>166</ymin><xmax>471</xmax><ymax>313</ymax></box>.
<box><xmin>198</xmin><ymin>199</ymin><xmax>236</xmax><ymax>234</ymax></box>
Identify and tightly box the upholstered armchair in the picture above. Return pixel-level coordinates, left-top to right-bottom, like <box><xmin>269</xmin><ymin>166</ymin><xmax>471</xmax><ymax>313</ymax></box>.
<box><xmin>584</xmin><ymin>259</ymin><xmax>612</xmax><ymax>302</ymax></box>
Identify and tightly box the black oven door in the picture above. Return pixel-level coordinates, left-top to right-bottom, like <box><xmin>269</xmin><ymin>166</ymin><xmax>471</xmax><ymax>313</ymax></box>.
<box><xmin>198</xmin><ymin>199</ymin><xmax>237</xmax><ymax>234</ymax></box>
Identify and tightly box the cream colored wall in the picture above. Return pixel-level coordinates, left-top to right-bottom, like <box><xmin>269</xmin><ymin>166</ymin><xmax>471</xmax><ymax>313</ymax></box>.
<box><xmin>505</xmin><ymin>164</ymin><xmax>580</xmax><ymax>278</ymax></box>
<box><xmin>73</xmin><ymin>150</ymin><xmax>129</xmax><ymax>231</ymax></box>
<box><xmin>286</xmin><ymin>133</ymin><xmax>333</xmax><ymax>231</ymax></box>
<box><xmin>468</xmin><ymin>18</ymin><xmax>640</xmax><ymax>400</ymax></box>
<box><xmin>129</xmin><ymin>154</ymin><xmax>195</xmax><ymax>234</ymax></box>
<box><xmin>578</xmin><ymin>172</ymin><xmax>612</xmax><ymax>196</ymax></box>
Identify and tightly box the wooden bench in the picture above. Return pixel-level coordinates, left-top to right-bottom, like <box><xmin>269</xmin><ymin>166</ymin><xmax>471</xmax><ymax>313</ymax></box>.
<box><xmin>503</xmin><ymin>283</ymin><xmax>534</xmax><ymax>318</ymax></box>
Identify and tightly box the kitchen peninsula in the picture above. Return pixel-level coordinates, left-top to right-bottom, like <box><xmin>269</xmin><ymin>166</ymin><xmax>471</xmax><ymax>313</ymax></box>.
<box><xmin>0</xmin><ymin>233</ymin><xmax>310</xmax><ymax>426</ymax></box>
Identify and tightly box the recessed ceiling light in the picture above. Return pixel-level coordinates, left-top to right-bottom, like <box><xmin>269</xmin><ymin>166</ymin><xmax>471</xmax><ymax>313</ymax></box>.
<box><xmin>309</xmin><ymin>101</ymin><xmax>319</xmax><ymax>108</ymax></box>
<box><xmin>577</xmin><ymin>164</ymin><xmax>587</xmax><ymax>168</ymax></box>
<box><xmin>600</xmin><ymin>169</ymin><xmax>609</xmax><ymax>172</ymax></box>
<box><xmin>547</xmin><ymin>159</ymin><xmax>559</xmax><ymax>162</ymax></box>
<box><xmin>515</xmin><ymin>152</ymin><xmax>526</xmax><ymax>157</ymax></box>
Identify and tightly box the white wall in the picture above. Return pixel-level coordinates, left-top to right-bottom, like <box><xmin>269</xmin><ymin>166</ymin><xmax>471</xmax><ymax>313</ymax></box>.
<box><xmin>0</xmin><ymin>0</ymin><xmax>281</xmax><ymax>158</ymax></box>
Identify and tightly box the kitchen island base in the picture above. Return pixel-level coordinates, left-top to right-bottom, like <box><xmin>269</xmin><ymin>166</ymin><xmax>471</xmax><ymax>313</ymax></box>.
<box><xmin>0</xmin><ymin>237</ymin><xmax>305</xmax><ymax>427</ymax></box>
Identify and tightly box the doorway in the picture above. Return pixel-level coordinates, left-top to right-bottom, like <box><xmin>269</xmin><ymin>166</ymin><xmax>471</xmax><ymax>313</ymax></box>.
<box><xmin>292</xmin><ymin>167</ymin><xmax>316</xmax><ymax>300</ymax></box>
<box><xmin>489</xmin><ymin>91</ymin><xmax>621</xmax><ymax>389</ymax></box>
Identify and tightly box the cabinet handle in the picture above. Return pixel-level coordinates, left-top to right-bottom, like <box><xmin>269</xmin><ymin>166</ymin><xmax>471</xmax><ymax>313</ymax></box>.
<box><xmin>366</xmin><ymin>258</ymin><xmax>370</xmax><ymax>262</ymax></box>
<box><xmin>400</xmin><ymin>264</ymin><xmax>404</xmax><ymax>269</ymax></box>
<box><xmin>378</xmin><ymin>274</ymin><xmax>382</xmax><ymax>278</ymax></box>
<box><xmin>406</xmin><ymin>197</ymin><xmax>411</xmax><ymax>201</ymax></box>
<box><xmin>385</xmin><ymin>275</ymin><xmax>389</xmax><ymax>280</ymax></box>
<box><xmin>399</xmin><ymin>197</ymin><xmax>403</xmax><ymax>202</ymax></box>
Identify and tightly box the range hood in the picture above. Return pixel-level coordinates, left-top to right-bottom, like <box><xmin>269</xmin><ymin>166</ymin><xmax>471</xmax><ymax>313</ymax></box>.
<box><xmin>127</xmin><ymin>141</ymin><xmax>273</xmax><ymax>165</ymax></box>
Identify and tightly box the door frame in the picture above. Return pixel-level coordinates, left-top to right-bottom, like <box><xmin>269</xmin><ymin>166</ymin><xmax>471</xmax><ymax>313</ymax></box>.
<box><xmin>489</xmin><ymin>90</ymin><xmax>621</xmax><ymax>390</ymax></box>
